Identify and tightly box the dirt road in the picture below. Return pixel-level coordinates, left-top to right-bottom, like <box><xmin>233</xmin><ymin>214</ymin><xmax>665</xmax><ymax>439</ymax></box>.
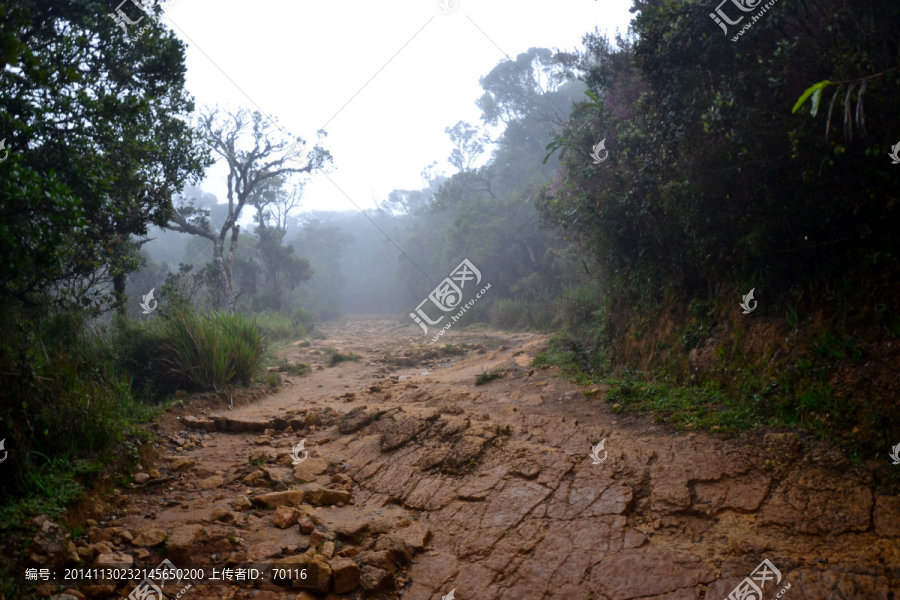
<box><xmin>74</xmin><ymin>317</ymin><xmax>899</xmax><ymax>599</ymax></box>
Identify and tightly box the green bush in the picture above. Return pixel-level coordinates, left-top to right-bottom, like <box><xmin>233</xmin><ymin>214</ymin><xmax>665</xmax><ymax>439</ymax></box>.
<box><xmin>159</xmin><ymin>309</ymin><xmax>266</xmax><ymax>391</ymax></box>
<box><xmin>489</xmin><ymin>299</ymin><xmax>529</xmax><ymax>330</ymax></box>
<box><xmin>254</xmin><ymin>309</ymin><xmax>314</xmax><ymax>341</ymax></box>
<box><xmin>0</xmin><ymin>309</ymin><xmax>155</xmax><ymax>510</ymax></box>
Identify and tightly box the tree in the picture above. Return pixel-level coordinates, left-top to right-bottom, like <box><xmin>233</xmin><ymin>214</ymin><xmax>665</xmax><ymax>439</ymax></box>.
<box><xmin>168</xmin><ymin>108</ymin><xmax>331</xmax><ymax>312</ymax></box>
<box><xmin>0</xmin><ymin>0</ymin><xmax>209</xmax><ymax>312</ymax></box>
<box><xmin>476</xmin><ymin>47</ymin><xmax>570</xmax><ymax>127</ymax></box>
<box><xmin>445</xmin><ymin>121</ymin><xmax>488</xmax><ymax>172</ymax></box>
<box><xmin>248</xmin><ymin>180</ymin><xmax>312</xmax><ymax>312</ymax></box>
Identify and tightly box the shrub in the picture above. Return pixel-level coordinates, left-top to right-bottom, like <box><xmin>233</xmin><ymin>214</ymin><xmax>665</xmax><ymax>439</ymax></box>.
<box><xmin>0</xmin><ymin>309</ymin><xmax>154</xmax><ymax>511</ymax></box>
<box><xmin>254</xmin><ymin>309</ymin><xmax>314</xmax><ymax>341</ymax></box>
<box><xmin>159</xmin><ymin>309</ymin><xmax>266</xmax><ymax>391</ymax></box>
<box><xmin>489</xmin><ymin>299</ymin><xmax>529</xmax><ymax>330</ymax></box>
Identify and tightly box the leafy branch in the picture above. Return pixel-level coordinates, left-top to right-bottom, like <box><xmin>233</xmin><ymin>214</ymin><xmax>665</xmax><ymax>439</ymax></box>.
<box><xmin>792</xmin><ymin>67</ymin><xmax>899</xmax><ymax>141</ymax></box>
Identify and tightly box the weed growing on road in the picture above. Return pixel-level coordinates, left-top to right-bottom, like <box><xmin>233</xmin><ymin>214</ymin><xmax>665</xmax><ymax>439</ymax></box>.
<box><xmin>325</xmin><ymin>348</ymin><xmax>361</xmax><ymax>367</ymax></box>
<box><xmin>475</xmin><ymin>370</ymin><xmax>504</xmax><ymax>385</ymax></box>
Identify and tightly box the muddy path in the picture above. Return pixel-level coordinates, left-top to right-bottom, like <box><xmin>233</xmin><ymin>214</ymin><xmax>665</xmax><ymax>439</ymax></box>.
<box><xmin>72</xmin><ymin>317</ymin><xmax>898</xmax><ymax>600</ymax></box>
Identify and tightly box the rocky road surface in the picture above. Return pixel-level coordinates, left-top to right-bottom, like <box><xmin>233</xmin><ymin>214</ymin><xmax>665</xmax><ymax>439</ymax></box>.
<box><xmin>52</xmin><ymin>317</ymin><xmax>899</xmax><ymax>599</ymax></box>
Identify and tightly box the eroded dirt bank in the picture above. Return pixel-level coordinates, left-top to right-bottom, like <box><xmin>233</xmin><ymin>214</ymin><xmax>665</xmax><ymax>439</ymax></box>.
<box><xmin>51</xmin><ymin>317</ymin><xmax>899</xmax><ymax>599</ymax></box>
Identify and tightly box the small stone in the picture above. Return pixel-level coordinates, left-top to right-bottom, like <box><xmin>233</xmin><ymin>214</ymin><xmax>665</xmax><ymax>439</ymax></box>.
<box><xmin>94</xmin><ymin>552</ymin><xmax>132</xmax><ymax>567</ymax></box>
<box><xmin>320</xmin><ymin>541</ymin><xmax>335</xmax><ymax>559</ymax></box>
<box><xmin>76</xmin><ymin>546</ymin><xmax>95</xmax><ymax>562</ymax></box>
<box><xmin>133</xmin><ymin>548</ymin><xmax>150</xmax><ymax>560</ymax></box>
<box><xmin>197</xmin><ymin>475</ymin><xmax>225</xmax><ymax>489</ymax></box>
<box><xmin>374</xmin><ymin>534</ymin><xmax>410</xmax><ymax>564</ymax></box>
<box><xmin>395</xmin><ymin>523</ymin><xmax>431</xmax><ymax>551</ymax></box>
<box><xmin>293</xmin><ymin>554</ymin><xmax>331</xmax><ymax>592</ymax></box>
<box><xmin>249</xmin><ymin>449</ymin><xmax>270</xmax><ymax>462</ymax></box>
<box><xmin>330</xmin><ymin>473</ymin><xmax>353</xmax><ymax>487</ymax></box>
<box><xmin>298</xmin><ymin>517</ymin><xmax>315</xmax><ymax>534</ymax></box>
<box><xmin>133</xmin><ymin>472</ymin><xmax>150</xmax><ymax>484</ymax></box>
<box><xmin>359</xmin><ymin>565</ymin><xmax>394</xmax><ymax>592</ymax></box>
<box><xmin>168</xmin><ymin>458</ymin><xmax>195</xmax><ymax>472</ymax></box>
<box><xmin>300</xmin><ymin>485</ymin><xmax>351</xmax><ymax>506</ymax></box>
<box><xmin>330</xmin><ymin>556</ymin><xmax>360</xmax><ymax>593</ymax></box>
<box><xmin>229</xmin><ymin>495</ymin><xmax>253</xmax><ymax>511</ymax></box>
<box><xmin>165</xmin><ymin>525</ymin><xmax>203</xmax><ymax>564</ymax></box>
<box><xmin>90</xmin><ymin>542</ymin><xmax>112</xmax><ymax>556</ymax></box>
<box><xmin>309</xmin><ymin>530</ymin><xmax>329</xmax><ymax>547</ymax></box>
<box><xmin>211</xmin><ymin>509</ymin><xmax>238</xmax><ymax>524</ymax></box>
<box><xmin>262</xmin><ymin>466</ymin><xmax>294</xmax><ymax>484</ymax></box>
<box><xmin>252</xmin><ymin>490</ymin><xmax>305</xmax><ymax>508</ymax></box>
<box><xmin>272</xmin><ymin>506</ymin><xmax>299</xmax><ymax>529</ymax></box>
<box><xmin>292</xmin><ymin>457</ymin><xmax>329</xmax><ymax>482</ymax></box>
<box><xmin>132</xmin><ymin>528</ymin><xmax>166</xmax><ymax>548</ymax></box>
<box><xmin>243</xmin><ymin>470</ymin><xmax>266</xmax><ymax>485</ymax></box>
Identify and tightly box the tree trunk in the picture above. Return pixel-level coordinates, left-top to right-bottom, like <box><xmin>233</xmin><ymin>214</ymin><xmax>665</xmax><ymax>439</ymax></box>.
<box><xmin>224</xmin><ymin>224</ymin><xmax>240</xmax><ymax>313</ymax></box>
<box><xmin>212</xmin><ymin>237</ymin><xmax>231</xmax><ymax>311</ymax></box>
<box><xmin>113</xmin><ymin>272</ymin><xmax>127</xmax><ymax>317</ymax></box>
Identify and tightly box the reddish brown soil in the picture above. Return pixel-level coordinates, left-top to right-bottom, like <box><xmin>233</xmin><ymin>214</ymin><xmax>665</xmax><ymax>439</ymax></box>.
<box><xmin>72</xmin><ymin>317</ymin><xmax>899</xmax><ymax>600</ymax></box>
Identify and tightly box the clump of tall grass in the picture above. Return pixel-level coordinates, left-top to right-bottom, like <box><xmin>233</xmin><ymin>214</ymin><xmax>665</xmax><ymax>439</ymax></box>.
<box><xmin>159</xmin><ymin>309</ymin><xmax>266</xmax><ymax>391</ymax></box>
<box><xmin>255</xmin><ymin>308</ymin><xmax>315</xmax><ymax>341</ymax></box>
<box><xmin>489</xmin><ymin>299</ymin><xmax>530</xmax><ymax>330</ymax></box>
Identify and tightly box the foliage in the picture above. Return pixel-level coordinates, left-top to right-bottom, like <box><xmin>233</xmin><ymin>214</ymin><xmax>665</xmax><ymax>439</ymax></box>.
<box><xmin>0</xmin><ymin>310</ymin><xmax>158</xmax><ymax>518</ymax></box>
<box><xmin>168</xmin><ymin>108</ymin><xmax>331</xmax><ymax>312</ymax></box>
<box><xmin>158</xmin><ymin>309</ymin><xmax>266</xmax><ymax>391</ymax></box>
<box><xmin>534</xmin><ymin>2</ymin><xmax>900</xmax><ymax>458</ymax></box>
<box><xmin>0</xmin><ymin>0</ymin><xmax>209</xmax><ymax>311</ymax></box>
<box><xmin>474</xmin><ymin>370</ymin><xmax>504</xmax><ymax>386</ymax></box>
<box><xmin>254</xmin><ymin>309</ymin><xmax>315</xmax><ymax>341</ymax></box>
<box><xmin>325</xmin><ymin>348</ymin><xmax>361</xmax><ymax>367</ymax></box>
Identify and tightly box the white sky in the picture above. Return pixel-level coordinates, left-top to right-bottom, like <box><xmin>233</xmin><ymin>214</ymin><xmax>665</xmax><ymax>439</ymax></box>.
<box><xmin>159</xmin><ymin>0</ymin><xmax>634</xmax><ymax>213</ymax></box>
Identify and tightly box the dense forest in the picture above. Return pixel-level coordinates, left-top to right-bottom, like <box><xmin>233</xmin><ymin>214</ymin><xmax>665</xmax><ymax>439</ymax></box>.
<box><xmin>0</xmin><ymin>0</ymin><xmax>898</xmax><ymax>596</ymax></box>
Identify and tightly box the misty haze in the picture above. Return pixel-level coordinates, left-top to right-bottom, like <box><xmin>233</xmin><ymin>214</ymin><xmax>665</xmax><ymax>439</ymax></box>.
<box><xmin>0</xmin><ymin>1</ymin><xmax>898</xmax><ymax>599</ymax></box>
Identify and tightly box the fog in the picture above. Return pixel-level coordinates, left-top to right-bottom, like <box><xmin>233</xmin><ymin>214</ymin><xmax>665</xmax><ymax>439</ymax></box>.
<box><xmin>2</xmin><ymin>0</ymin><xmax>898</xmax><ymax>597</ymax></box>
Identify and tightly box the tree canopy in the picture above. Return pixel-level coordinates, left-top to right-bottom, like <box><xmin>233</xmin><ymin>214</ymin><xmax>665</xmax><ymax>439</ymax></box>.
<box><xmin>0</xmin><ymin>0</ymin><xmax>209</xmax><ymax>311</ymax></box>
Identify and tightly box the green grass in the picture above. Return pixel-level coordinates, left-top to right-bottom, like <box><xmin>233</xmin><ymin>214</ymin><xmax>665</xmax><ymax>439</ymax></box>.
<box><xmin>324</xmin><ymin>347</ymin><xmax>361</xmax><ymax>367</ymax></box>
<box><xmin>603</xmin><ymin>373</ymin><xmax>758</xmax><ymax>432</ymax></box>
<box><xmin>159</xmin><ymin>309</ymin><xmax>266</xmax><ymax>391</ymax></box>
<box><xmin>475</xmin><ymin>370</ymin><xmax>504</xmax><ymax>386</ymax></box>
<box><xmin>254</xmin><ymin>309</ymin><xmax>315</xmax><ymax>341</ymax></box>
<box><xmin>276</xmin><ymin>359</ymin><xmax>311</xmax><ymax>376</ymax></box>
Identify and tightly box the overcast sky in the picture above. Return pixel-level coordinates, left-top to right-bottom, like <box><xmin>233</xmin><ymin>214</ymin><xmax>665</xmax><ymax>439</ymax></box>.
<box><xmin>160</xmin><ymin>0</ymin><xmax>635</xmax><ymax>214</ymax></box>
